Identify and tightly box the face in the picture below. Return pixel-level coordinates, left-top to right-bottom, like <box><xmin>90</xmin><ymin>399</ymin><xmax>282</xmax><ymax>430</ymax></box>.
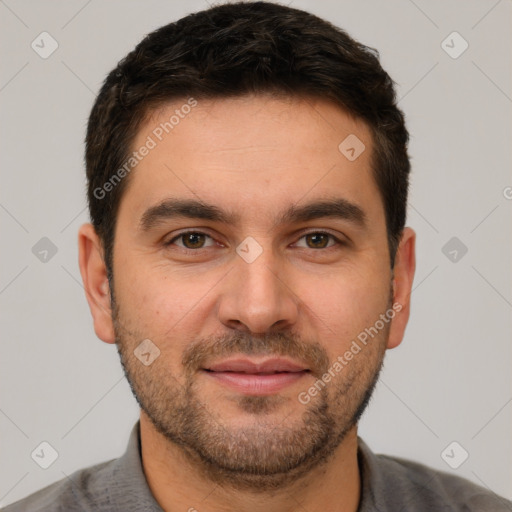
<box><xmin>80</xmin><ymin>94</ymin><xmax>415</xmax><ymax>490</ymax></box>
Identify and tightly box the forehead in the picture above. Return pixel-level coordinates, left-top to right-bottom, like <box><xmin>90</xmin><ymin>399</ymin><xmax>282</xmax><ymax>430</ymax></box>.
<box><xmin>120</xmin><ymin>94</ymin><xmax>382</xmax><ymax>228</ymax></box>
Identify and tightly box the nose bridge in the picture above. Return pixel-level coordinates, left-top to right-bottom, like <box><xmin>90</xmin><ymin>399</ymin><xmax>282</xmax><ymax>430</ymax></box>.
<box><xmin>218</xmin><ymin>238</ymin><xmax>299</xmax><ymax>333</ymax></box>
<box><xmin>240</xmin><ymin>249</ymin><xmax>281</xmax><ymax>303</ymax></box>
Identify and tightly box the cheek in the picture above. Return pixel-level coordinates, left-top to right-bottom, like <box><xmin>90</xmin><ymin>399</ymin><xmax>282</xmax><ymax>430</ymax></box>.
<box><xmin>117</xmin><ymin>261</ymin><xmax>218</xmax><ymax>342</ymax></box>
<box><xmin>299</xmin><ymin>265</ymin><xmax>391</xmax><ymax>345</ymax></box>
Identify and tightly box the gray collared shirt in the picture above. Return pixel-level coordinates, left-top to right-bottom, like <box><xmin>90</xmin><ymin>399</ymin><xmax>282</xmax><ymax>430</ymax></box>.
<box><xmin>4</xmin><ymin>421</ymin><xmax>511</xmax><ymax>511</ymax></box>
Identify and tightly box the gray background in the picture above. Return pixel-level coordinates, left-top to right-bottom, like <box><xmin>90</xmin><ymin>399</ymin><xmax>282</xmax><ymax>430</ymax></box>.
<box><xmin>1</xmin><ymin>0</ymin><xmax>511</xmax><ymax>507</ymax></box>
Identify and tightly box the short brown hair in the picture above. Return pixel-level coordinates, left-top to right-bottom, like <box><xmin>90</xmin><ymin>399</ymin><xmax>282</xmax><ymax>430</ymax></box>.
<box><xmin>85</xmin><ymin>1</ymin><xmax>410</xmax><ymax>279</ymax></box>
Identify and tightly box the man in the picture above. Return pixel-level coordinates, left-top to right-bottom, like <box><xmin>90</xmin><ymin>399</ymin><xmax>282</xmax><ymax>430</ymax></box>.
<box><xmin>5</xmin><ymin>2</ymin><xmax>511</xmax><ymax>511</ymax></box>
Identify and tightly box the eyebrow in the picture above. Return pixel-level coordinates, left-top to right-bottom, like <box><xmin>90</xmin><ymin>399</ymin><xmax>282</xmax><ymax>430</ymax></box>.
<box><xmin>139</xmin><ymin>197</ymin><xmax>366</xmax><ymax>232</ymax></box>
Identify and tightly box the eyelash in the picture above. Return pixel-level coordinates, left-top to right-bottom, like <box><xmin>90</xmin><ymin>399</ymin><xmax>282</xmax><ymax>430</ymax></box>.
<box><xmin>165</xmin><ymin>230</ymin><xmax>343</xmax><ymax>252</ymax></box>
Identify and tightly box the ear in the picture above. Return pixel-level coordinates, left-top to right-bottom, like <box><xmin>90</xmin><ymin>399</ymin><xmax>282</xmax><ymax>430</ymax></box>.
<box><xmin>387</xmin><ymin>227</ymin><xmax>416</xmax><ymax>350</ymax></box>
<box><xmin>78</xmin><ymin>223</ymin><xmax>116</xmax><ymax>344</ymax></box>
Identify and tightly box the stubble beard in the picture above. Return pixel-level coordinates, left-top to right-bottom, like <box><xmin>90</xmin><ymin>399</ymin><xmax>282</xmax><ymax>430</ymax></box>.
<box><xmin>112</xmin><ymin>299</ymin><xmax>388</xmax><ymax>491</ymax></box>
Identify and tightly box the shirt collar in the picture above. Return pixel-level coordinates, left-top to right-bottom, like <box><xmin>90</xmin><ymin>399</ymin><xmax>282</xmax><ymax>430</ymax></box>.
<box><xmin>116</xmin><ymin>422</ymin><xmax>381</xmax><ymax>511</ymax></box>
<box><xmin>107</xmin><ymin>421</ymin><xmax>164</xmax><ymax>511</ymax></box>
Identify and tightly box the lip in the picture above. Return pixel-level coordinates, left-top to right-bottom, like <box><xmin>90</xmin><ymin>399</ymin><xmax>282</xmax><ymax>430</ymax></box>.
<box><xmin>205</xmin><ymin>357</ymin><xmax>307</xmax><ymax>373</ymax></box>
<box><xmin>202</xmin><ymin>357</ymin><xmax>309</xmax><ymax>395</ymax></box>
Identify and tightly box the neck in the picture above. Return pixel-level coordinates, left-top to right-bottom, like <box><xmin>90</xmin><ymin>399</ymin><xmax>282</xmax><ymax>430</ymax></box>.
<box><xmin>140</xmin><ymin>412</ymin><xmax>361</xmax><ymax>512</ymax></box>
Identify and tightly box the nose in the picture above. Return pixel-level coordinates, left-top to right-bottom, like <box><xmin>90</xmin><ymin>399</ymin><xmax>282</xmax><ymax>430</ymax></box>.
<box><xmin>217</xmin><ymin>245</ymin><xmax>300</xmax><ymax>334</ymax></box>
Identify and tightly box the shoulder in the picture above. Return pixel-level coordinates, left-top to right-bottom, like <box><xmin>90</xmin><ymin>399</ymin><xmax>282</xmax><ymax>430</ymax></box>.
<box><xmin>358</xmin><ymin>438</ymin><xmax>512</xmax><ymax>511</ymax></box>
<box><xmin>2</xmin><ymin>458</ymin><xmax>116</xmax><ymax>512</ymax></box>
<box><xmin>378</xmin><ymin>453</ymin><xmax>511</xmax><ymax>511</ymax></box>
<box><xmin>3</xmin><ymin>421</ymin><xmax>162</xmax><ymax>512</ymax></box>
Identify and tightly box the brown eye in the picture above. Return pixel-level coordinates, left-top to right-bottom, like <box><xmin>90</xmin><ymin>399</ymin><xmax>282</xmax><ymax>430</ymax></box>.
<box><xmin>305</xmin><ymin>233</ymin><xmax>330</xmax><ymax>248</ymax></box>
<box><xmin>168</xmin><ymin>232</ymin><xmax>214</xmax><ymax>250</ymax></box>
<box><xmin>182</xmin><ymin>232</ymin><xmax>206</xmax><ymax>249</ymax></box>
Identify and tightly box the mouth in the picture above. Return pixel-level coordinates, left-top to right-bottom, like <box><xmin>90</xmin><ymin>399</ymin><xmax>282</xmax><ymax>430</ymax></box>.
<box><xmin>202</xmin><ymin>357</ymin><xmax>310</xmax><ymax>395</ymax></box>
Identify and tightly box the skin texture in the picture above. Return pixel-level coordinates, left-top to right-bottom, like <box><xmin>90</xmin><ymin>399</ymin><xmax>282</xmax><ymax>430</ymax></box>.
<box><xmin>78</xmin><ymin>95</ymin><xmax>416</xmax><ymax>512</ymax></box>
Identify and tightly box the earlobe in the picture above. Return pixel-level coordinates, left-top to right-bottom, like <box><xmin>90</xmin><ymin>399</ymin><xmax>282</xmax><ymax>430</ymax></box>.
<box><xmin>387</xmin><ymin>227</ymin><xmax>416</xmax><ymax>350</ymax></box>
<box><xmin>78</xmin><ymin>223</ymin><xmax>116</xmax><ymax>344</ymax></box>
